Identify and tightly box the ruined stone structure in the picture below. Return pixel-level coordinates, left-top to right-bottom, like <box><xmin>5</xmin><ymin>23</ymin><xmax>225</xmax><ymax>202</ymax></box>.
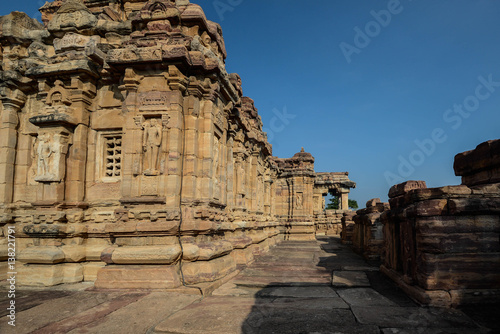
<box><xmin>341</xmin><ymin>211</ymin><xmax>355</xmax><ymax>245</ymax></box>
<box><xmin>0</xmin><ymin>0</ymin><xmax>354</xmax><ymax>288</ymax></box>
<box><xmin>381</xmin><ymin>140</ymin><xmax>500</xmax><ymax>307</ymax></box>
<box><xmin>352</xmin><ymin>198</ymin><xmax>389</xmax><ymax>261</ymax></box>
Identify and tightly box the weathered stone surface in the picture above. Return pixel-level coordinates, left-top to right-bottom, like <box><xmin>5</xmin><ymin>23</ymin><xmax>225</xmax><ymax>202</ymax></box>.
<box><xmin>111</xmin><ymin>245</ymin><xmax>181</xmax><ymax>265</ymax></box>
<box><xmin>352</xmin><ymin>199</ymin><xmax>389</xmax><ymax>261</ymax></box>
<box><xmin>454</xmin><ymin>139</ymin><xmax>500</xmax><ymax>186</ymax></box>
<box><xmin>337</xmin><ymin>288</ymin><xmax>397</xmax><ymax>307</ymax></box>
<box><xmin>18</xmin><ymin>246</ymin><xmax>65</xmax><ymax>264</ymax></box>
<box><xmin>352</xmin><ymin>306</ymin><xmax>478</xmax><ymax>329</ymax></box>
<box><xmin>389</xmin><ymin>181</ymin><xmax>427</xmax><ymax>199</ymax></box>
<box><xmin>0</xmin><ymin>0</ymin><xmax>357</xmax><ymax>290</ymax></box>
<box><xmin>382</xmin><ymin>139</ymin><xmax>500</xmax><ymax>307</ymax></box>
<box><xmin>332</xmin><ymin>271</ymin><xmax>370</xmax><ymax>287</ymax></box>
<box><xmin>94</xmin><ymin>265</ymin><xmax>182</xmax><ymax>289</ymax></box>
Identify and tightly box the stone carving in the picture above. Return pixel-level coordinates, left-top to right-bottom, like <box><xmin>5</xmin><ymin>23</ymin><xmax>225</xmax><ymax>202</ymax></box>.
<box><xmin>34</xmin><ymin>133</ymin><xmax>68</xmax><ymax>182</ymax></box>
<box><xmin>213</xmin><ymin>135</ymin><xmax>221</xmax><ymax>199</ymax></box>
<box><xmin>139</xmin><ymin>91</ymin><xmax>169</xmax><ymax>111</ymax></box>
<box><xmin>107</xmin><ymin>46</ymin><xmax>162</xmax><ymax>63</ymax></box>
<box><xmin>141</xmin><ymin>0</ymin><xmax>179</xmax><ymax>21</ymax></box>
<box><xmin>53</xmin><ymin>33</ymin><xmax>100</xmax><ymax>52</ymax></box>
<box><xmin>43</xmin><ymin>81</ymin><xmax>72</xmax><ymax>112</ymax></box>
<box><xmin>295</xmin><ymin>192</ymin><xmax>303</xmax><ymax>209</ymax></box>
<box><xmin>1</xmin><ymin>0</ymin><xmax>357</xmax><ymax>292</ymax></box>
<box><xmin>191</xmin><ymin>32</ymin><xmax>226</xmax><ymax>74</ymax></box>
<box><xmin>47</xmin><ymin>0</ymin><xmax>98</xmax><ymax>32</ymax></box>
<box><xmin>142</xmin><ymin>118</ymin><xmax>163</xmax><ymax>176</ymax></box>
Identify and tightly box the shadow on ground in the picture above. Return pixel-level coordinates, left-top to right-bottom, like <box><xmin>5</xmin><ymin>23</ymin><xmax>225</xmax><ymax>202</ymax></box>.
<box><xmin>152</xmin><ymin>236</ymin><xmax>498</xmax><ymax>334</ymax></box>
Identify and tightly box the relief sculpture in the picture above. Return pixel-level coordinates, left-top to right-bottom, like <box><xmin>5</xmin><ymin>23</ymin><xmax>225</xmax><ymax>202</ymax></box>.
<box><xmin>142</xmin><ymin>118</ymin><xmax>163</xmax><ymax>176</ymax></box>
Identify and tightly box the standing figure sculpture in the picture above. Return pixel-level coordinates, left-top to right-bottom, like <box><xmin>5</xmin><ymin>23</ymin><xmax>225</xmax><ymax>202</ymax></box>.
<box><xmin>36</xmin><ymin>133</ymin><xmax>55</xmax><ymax>180</ymax></box>
<box><xmin>142</xmin><ymin>118</ymin><xmax>162</xmax><ymax>175</ymax></box>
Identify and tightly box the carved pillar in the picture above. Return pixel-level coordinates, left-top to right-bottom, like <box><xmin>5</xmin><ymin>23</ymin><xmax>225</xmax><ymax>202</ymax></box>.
<box><xmin>264</xmin><ymin>176</ymin><xmax>272</xmax><ymax>215</ymax></box>
<box><xmin>182</xmin><ymin>95</ymin><xmax>200</xmax><ymax>200</ymax></box>
<box><xmin>0</xmin><ymin>88</ymin><xmax>25</xmax><ymax>203</ymax></box>
<box><xmin>340</xmin><ymin>190</ymin><xmax>349</xmax><ymax>210</ymax></box>
<box><xmin>65</xmin><ymin>77</ymin><xmax>95</xmax><ymax>204</ymax></box>
<box><xmin>226</xmin><ymin>132</ymin><xmax>235</xmax><ymax>210</ymax></box>
<box><xmin>250</xmin><ymin>148</ymin><xmax>258</xmax><ymax>212</ymax></box>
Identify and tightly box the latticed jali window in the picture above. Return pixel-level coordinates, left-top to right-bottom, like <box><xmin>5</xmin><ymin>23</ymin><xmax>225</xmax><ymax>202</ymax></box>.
<box><xmin>98</xmin><ymin>132</ymin><xmax>122</xmax><ymax>181</ymax></box>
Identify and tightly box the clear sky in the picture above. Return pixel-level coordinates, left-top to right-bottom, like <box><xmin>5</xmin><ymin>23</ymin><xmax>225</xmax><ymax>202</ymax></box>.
<box><xmin>2</xmin><ymin>0</ymin><xmax>500</xmax><ymax>207</ymax></box>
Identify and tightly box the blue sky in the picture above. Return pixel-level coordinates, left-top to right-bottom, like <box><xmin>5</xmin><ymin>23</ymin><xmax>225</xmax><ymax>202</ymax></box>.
<box><xmin>2</xmin><ymin>0</ymin><xmax>500</xmax><ymax>207</ymax></box>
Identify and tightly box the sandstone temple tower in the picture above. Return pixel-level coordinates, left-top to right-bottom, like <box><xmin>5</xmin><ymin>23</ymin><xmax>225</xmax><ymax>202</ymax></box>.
<box><xmin>0</xmin><ymin>0</ymin><xmax>355</xmax><ymax>288</ymax></box>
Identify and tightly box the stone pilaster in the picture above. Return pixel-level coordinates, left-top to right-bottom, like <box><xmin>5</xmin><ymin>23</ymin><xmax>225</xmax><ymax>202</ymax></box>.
<box><xmin>0</xmin><ymin>88</ymin><xmax>26</xmax><ymax>204</ymax></box>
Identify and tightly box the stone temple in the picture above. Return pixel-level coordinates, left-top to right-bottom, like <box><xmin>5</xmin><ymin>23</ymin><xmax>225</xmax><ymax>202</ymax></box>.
<box><xmin>0</xmin><ymin>0</ymin><xmax>355</xmax><ymax>288</ymax></box>
<box><xmin>1</xmin><ymin>0</ymin><xmax>499</xmax><ymax>315</ymax></box>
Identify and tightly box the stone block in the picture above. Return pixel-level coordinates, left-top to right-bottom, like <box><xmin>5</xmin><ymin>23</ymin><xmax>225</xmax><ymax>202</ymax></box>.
<box><xmin>62</xmin><ymin>263</ymin><xmax>84</xmax><ymax>283</ymax></box>
<box><xmin>61</xmin><ymin>245</ymin><xmax>86</xmax><ymax>262</ymax></box>
<box><xmin>136</xmin><ymin>220</ymin><xmax>178</xmax><ymax>233</ymax></box>
<box><xmin>182</xmin><ymin>254</ymin><xmax>236</xmax><ymax>284</ymax></box>
<box><xmin>408</xmin><ymin>199</ymin><xmax>448</xmax><ymax>217</ymax></box>
<box><xmin>230</xmin><ymin>247</ymin><xmax>255</xmax><ymax>265</ymax></box>
<box><xmin>94</xmin><ymin>265</ymin><xmax>182</xmax><ymax>289</ymax></box>
<box><xmin>416</xmin><ymin>252</ymin><xmax>500</xmax><ymax>290</ymax></box>
<box><xmin>82</xmin><ymin>262</ymin><xmax>106</xmax><ymax>282</ymax></box>
<box><xmin>448</xmin><ymin>198</ymin><xmax>500</xmax><ymax>215</ymax></box>
<box><xmin>18</xmin><ymin>246</ymin><xmax>65</xmax><ymax>264</ymax></box>
<box><xmin>0</xmin><ymin>262</ymin><xmax>7</xmax><ymax>280</ymax></box>
<box><xmin>197</xmin><ymin>241</ymin><xmax>233</xmax><ymax>261</ymax></box>
<box><xmin>111</xmin><ymin>245</ymin><xmax>181</xmax><ymax>264</ymax></box>
<box><xmin>454</xmin><ymin>139</ymin><xmax>500</xmax><ymax>186</ymax></box>
<box><xmin>366</xmin><ymin>198</ymin><xmax>381</xmax><ymax>208</ymax></box>
<box><xmin>416</xmin><ymin>232</ymin><xmax>500</xmax><ymax>254</ymax></box>
<box><xmin>17</xmin><ymin>264</ymin><xmax>64</xmax><ymax>286</ymax></box>
<box><xmin>0</xmin><ymin>244</ymin><xmax>8</xmax><ymax>261</ymax></box>
<box><xmin>389</xmin><ymin>181</ymin><xmax>427</xmax><ymax>199</ymax></box>
<box><xmin>416</xmin><ymin>215</ymin><xmax>500</xmax><ymax>234</ymax></box>
<box><xmin>332</xmin><ymin>271</ymin><xmax>370</xmax><ymax>287</ymax></box>
<box><xmin>86</xmin><ymin>244</ymin><xmax>110</xmax><ymax>261</ymax></box>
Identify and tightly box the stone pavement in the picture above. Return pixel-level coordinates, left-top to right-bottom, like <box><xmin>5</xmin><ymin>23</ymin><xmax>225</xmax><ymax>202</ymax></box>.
<box><xmin>1</xmin><ymin>237</ymin><xmax>499</xmax><ymax>334</ymax></box>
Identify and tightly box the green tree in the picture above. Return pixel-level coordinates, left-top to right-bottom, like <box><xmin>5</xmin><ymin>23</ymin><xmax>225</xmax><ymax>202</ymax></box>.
<box><xmin>326</xmin><ymin>196</ymin><xmax>339</xmax><ymax>210</ymax></box>
<box><xmin>325</xmin><ymin>194</ymin><xmax>359</xmax><ymax>210</ymax></box>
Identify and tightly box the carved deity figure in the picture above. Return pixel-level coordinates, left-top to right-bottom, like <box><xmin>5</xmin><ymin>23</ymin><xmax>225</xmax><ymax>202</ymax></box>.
<box><xmin>35</xmin><ymin>133</ymin><xmax>62</xmax><ymax>182</ymax></box>
<box><xmin>295</xmin><ymin>192</ymin><xmax>303</xmax><ymax>209</ymax></box>
<box><xmin>213</xmin><ymin>136</ymin><xmax>221</xmax><ymax>198</ymax></box>
<box><xmin>142</xmin><ymin>118</ymin><xmax>162</xmax><ymax>175</ymax></box>
<box><xmin>237</xmin><ymin>161</ymin><xmax>246</xmax><ymax>194</ymax></box>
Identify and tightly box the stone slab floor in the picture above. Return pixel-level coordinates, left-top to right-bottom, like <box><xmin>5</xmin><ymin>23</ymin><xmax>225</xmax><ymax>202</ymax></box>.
<box><xmin>1</xmin><ymin>237</ymin><xmax>499</xmax><ymax>334</ymax></box>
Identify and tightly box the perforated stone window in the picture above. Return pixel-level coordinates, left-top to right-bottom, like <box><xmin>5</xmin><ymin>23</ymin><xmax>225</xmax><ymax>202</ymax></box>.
<box><xmin>97</xmin><ymin>131</ymin><xmax>122</xmax><ymax>182</ymax></box>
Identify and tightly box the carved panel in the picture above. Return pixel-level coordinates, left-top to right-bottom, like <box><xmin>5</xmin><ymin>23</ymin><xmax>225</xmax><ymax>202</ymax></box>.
<box><xmin>142</xmin><ymin>118</ymin><xmax>163</xmax><ymax>176</ymax></box>
<box><xmin>54</xmin><ymin>33</ymin><xmax>100</xmax><ymax>52</ymax></box>
<box><xmin>34</xmin><ymin>132</ymin><xmax>70</xmax><ymax>183</ymax></box>
<box><xmin>139</xmin><ymin>91</ymin><xmax>169</xmax><ymax>111</ymax></box>
<box><xmin>107</xmin><ymin>47</ymin><xmax>162</xmax><ymax>63</ymax></box>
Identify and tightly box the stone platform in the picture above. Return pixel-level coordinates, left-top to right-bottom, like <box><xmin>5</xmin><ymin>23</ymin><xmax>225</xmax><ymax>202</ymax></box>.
<box><xmin>1</xmin><ymin>237</ymin><xmax>498</xmax><ymax>333</ymax></box>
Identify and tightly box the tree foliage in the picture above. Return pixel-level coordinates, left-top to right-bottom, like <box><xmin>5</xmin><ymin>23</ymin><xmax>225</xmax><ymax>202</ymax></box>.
<box><xmin>325</xmin><ymin>195</ymin><xmax>359</xmax><ymax>210</ymax></box>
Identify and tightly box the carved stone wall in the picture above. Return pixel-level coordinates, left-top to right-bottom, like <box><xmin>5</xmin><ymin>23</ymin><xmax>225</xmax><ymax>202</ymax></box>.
<box><xmin>381</xmin><ymin>140</ymin><xmax>500</xmax><ymax>307</ymax></box>
<box><xmin>0</xmin><ymin>0</ymin><xmax>353</xmax><ymax>288</ymax></box>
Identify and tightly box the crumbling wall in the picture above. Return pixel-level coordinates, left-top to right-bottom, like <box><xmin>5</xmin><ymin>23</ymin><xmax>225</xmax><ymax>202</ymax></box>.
<box><xmin>352</xmin><ymin>198</ymin><xmax>389</xmax><ymax>261</ymax></box>
<box><xmin>341</xmin><ymin>211</ymin><xmax>356</xmax><ymax>244</ymax></box>
<box><xmin>315</xmin><ymin>210</ymin><xmax>344</xmax><ymax>236</ymax></box>
<box><xmin>381</xmin><ymin>140</ymin><xmax>500</xmax><ymax>307</ymax></box>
